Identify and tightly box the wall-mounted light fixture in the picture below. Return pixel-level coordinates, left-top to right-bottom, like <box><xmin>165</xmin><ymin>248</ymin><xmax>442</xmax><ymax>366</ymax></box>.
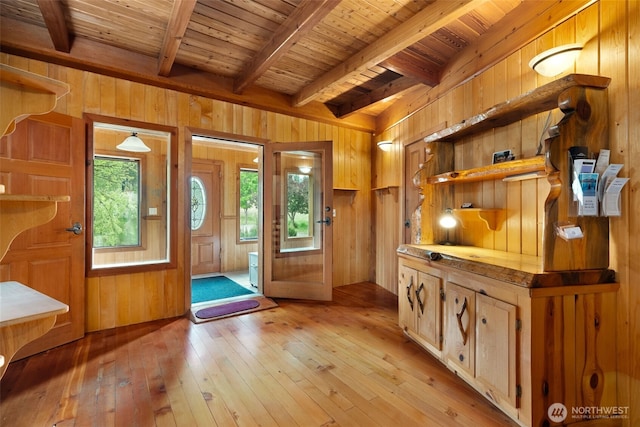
<box><xmin>377</xmin><ymin>140</ymin><xmax>392</xmax><ymax>152</ymax></box>
<box><xmin>529</xmin><ymin>43</ymin><xmax>583</xmax><ymax>77</ymax></box>
<box><xmin>116</xmin><ymin>132</ymin><xmax>151</xmax><ymax>152</ymax></box>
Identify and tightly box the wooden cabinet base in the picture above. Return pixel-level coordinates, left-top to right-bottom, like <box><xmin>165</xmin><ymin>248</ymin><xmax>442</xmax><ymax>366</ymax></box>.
<box><xmin>398</xmin><ymin>248</ymin><xmax>619</xmax><ymax>427</ymax></box>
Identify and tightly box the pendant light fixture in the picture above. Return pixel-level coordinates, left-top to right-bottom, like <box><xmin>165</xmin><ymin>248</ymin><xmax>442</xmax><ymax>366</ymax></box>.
<box><xmin>529</xmin><ymin>43</ymin><xmax>583</xmax><ymax>77</ymax></box>
<box><xmin>117</xmin><ymin>132</ymin><xmax>151</xmax><ymax>152</ymax></box>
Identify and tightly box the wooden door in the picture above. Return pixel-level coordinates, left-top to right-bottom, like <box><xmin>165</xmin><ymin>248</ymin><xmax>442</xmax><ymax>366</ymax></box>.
<box><xmin>416</xmin><ymin>271</ymin><xmax>442</xmax><ymax>351</ymax></box>
<box><xmin>475</xmin><ymin>293</ymin><xmax>518</xmax><ymax>408</ymax></box>
<box><xmin>398</xmin><ymin>263</ymin><xmax>416</xmax><ymax>332</ymax></box>
<box><xmin>0</xmin><ymin>112</ymin><xmax>85</xmax><ymax>359</ymax></box>
<box><xmin>191</xmin><ymin>160</ymin><xmax>221</xmax><ymax>276</ymax></box>
<box><xmin>444</xmin><ymin>281</ymin><xmax>475</xmax><ymax>377</ymax></box>
<box><xmin>263</xmin><ymin>141</ymin><xmax>332</xmax><ymax>300</ymax></box>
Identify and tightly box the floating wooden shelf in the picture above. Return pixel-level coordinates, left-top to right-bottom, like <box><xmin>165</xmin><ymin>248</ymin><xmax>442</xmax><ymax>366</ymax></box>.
<box><xmin>1</xmin><ymin>64</ymin><xmax>70</xmax><ymax>137</ymax></box>
<box><xmin>452</xmin><ymin>208</ymin><xmax>502</xmax><ymax>231</ymax></box>
<box><xmin>372</xmin><ymin>185</ymin><xmax>399</xmax><ymax>191</ymax></box>
<box><xmin>427</xmin><ymin>156</ymin><xmax>545</xmax><ymax>185</ymax></box>
<box><xmin>333</xmin><ymin>187</ymin><xmax>358</xmax><ymax>191</ymax></box>
<box><xmin>0</xmin><ymin>195</ymin><xmax>70</xmax><ymax>260</ymax></box>
<box><xmin>423</xmin><ymin>74</ymin><xmax>611</xmax><ymax>143</ymax></box>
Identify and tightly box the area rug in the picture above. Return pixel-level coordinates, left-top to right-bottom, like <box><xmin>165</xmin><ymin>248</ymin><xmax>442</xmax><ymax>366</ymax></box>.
<box><xmin>190</xmin><ymin>296</ymin><xmax>278</xmax><ymax>324</ymax></box>
<box><xmin>191</xmin><ymin>275</ymin><xmax>254</xmax><ymax>304</ymax></box>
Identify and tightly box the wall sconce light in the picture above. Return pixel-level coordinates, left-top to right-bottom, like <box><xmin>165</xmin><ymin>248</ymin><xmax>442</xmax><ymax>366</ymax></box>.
<box><xmin>117</xmin><ymin>132</ymin><xmax>151</xmax><ymax>152</ymax></box>
<box><xmin>298</xmin><ymin>166</ymin><xmax>312</xmax><ymax>174</ymax></box>
<box><xmin>528</xmin><ymin>43</ymin><xmax>583</xmax><ymax>77</ymax></box>
<box><xmin>377</xmin><ymin>140</ymin><xmax>392</xmax><ymax>152</ymax></box>
<box><xmin>439</xmin><ymin>208</ymin><xmax>457</xmax><ymax>245</ymax></box>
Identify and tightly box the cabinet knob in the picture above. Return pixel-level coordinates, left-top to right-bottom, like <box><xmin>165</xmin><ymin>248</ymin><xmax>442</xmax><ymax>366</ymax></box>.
<box><xmin>459</xmin><ymin>354</ymin><xmax>464</xmax><ymax>362</ymax></box>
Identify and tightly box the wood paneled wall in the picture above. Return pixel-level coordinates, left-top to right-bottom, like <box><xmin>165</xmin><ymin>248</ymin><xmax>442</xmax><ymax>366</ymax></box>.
<box><xmin>0</xmin><ymin>52</ymin><xmax>373</xmax><ymax>332</ymax></box>
<box><xmin>373</xmin><ymin>1</ymin><xmax>639</xmax><ymax>423</ymax></box>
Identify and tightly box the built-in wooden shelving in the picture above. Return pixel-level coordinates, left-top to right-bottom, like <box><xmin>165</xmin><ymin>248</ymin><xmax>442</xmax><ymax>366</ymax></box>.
<box><xmin>423</xmin><ymin>74</ymin><xmax>611</xmax><ymax>144</ymax></box>
<box><xmin>427</xmin><ymin>156</ymin><xmax>545</xmax><ymax>185</ymax></box>
<box><xmin>0</xmin><ymin>66</ymin><xmax>71</xmax><ymax>379</ymax></box>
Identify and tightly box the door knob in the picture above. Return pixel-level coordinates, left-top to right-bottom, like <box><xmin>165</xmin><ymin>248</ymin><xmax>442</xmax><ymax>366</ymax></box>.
<box><xmin>316</xmin><ymin>217</ymin><xmax>332</xmax><ymax>226</ymax></box>
<box><xmin>65</xmin><ymin>222</ymin><xmax>83</xmax><ymax>235</ymax></box>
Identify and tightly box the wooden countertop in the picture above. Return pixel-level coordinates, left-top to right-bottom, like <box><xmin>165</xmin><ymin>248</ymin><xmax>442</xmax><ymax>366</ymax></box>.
<box><xmin>397</xmin><ymin>244</ymin><xmax>616</xmax><ymax>288</ymax></box>
<box><xmin>0</xmin><ymin>281</ymin><xmax>68</xmax><ymax>327</ymax></box>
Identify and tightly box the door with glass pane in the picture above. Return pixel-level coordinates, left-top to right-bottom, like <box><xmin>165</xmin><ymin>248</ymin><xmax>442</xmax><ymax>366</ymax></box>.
<box><xmin>191</xmin><ymin>160</ymin><xmax>221</xmax><ymax>275</ymax></box>
<box><xmin>263</xmin><ymin>141</ymin><xmax>332</xmax><ymax>300</ymax></box>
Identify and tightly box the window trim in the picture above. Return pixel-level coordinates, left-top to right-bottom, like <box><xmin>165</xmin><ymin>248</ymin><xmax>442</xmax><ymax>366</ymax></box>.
<box><xmin>85</xmin><ymin>114</ymin><xmax>178</xmax><ymax>277</ymax></box>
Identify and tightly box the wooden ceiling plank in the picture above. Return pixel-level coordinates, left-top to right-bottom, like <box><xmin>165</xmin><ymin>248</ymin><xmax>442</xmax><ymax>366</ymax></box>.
<box><xmin>233</xmin><ymin>0</ymin><xmax>340</xmax><ymax>94</ymax></box>
<box><xmin>292</xmin><ymin>0</ymin><xmax>485</xmax><ymax>107</ymax></box>
<box><xmin>0</xmin><ymin>16</ymin><xmax>375</xmax><ymax>133</ymax></box>
<box><xmin>376</xmin><ymin>0</ymin><xmax>597</xmax><ymax>134</ymax></box>
<box><xmin>337</xmin><ymin>76</ymin><xmax>421</xmax><ymax>118</ymax></box>
<box><xmin>36</xmin><ymin>0</ymin><xmax>71</xmax><ymax>53</ymax></box>
<box><xmin>157</xmin><ymin>0</ymin><xmax>197</xmax><ymax>76</ymax></box>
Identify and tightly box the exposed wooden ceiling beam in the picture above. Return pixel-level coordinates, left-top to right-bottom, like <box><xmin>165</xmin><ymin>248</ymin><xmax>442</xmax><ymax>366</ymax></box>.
<box><xmin>36</xmin><ymin>0</ymin><xmax>71</xmax><ymax>53</ymax></box>
<box><xmin>233</xmin><ymin>0</ymin><xmax>340</xmax><ymax>94</ymax></box>
<box><xmin>336</xmin><ymin>76</ymin><xmax>421</xmax><ymax>118</ymax></box>
<box><xmin>376</xmin><ymin>0</ymin><xmax>597</xmax><ymax>134</ymax></box>
<box><xmin>0</xmin><ymin>17</ymin><xmax>375</xmax><ymax>133</ymax></box>
<box><xmin>157</xmin><ymin>0</ymin><xmax>197</xmax><ymax>76</ymax></box>
<box><xmin>381</xmin><ymin>52</ymin><xmax>440</xmax><ymax>87</ymax></box>
<box><xmin>291</xmin><ymin>0</ymin><xmax>484</xmax><ymax>107</ymax></box>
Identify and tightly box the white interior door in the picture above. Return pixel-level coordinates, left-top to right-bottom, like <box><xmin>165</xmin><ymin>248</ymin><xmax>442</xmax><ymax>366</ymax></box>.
<box><xmin>263</xmin><ymin>141</ymin><xmax>332</xmax><ymax>301</ymax></box>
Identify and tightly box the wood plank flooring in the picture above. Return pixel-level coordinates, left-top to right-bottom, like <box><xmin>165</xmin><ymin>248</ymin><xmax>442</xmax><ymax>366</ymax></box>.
<box><xmin>0</xmin><ymin>283</ymin><xmax>518</xmax><ymax>427</ymax></box>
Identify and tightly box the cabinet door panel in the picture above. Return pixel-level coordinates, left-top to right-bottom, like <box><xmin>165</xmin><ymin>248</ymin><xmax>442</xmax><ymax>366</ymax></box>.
<box><xmin>398</xmin><ymin>264</ymin><xmax>417</xmax><ymax>332</ymax></box>
<box><xmin>444</xmin><ymin>282</ymin><xmax>475</xmax><ymax>376</ymax></box>
<box><xmin>416</xmin><ymin>272</ymin><xmax>442</xmax><ymax>350</ymax></box>
<box><xmin>476</xmin><ymin>293</ymin><xmax>518</xmax><ymax>408</ymax></box>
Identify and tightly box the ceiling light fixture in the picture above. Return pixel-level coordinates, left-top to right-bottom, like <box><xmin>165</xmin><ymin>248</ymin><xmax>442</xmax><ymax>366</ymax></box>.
<box><xmin>116</xmin><ymin>132</ymin><xmax>151</xmax><ymax>152</ymax></box>
<box><xmin>529</xmin><ymin>43</ymin><xmax>583</xmax><ymax>77</ymax></box>
<box><xmin>298</xmin><ymin>166</ymin><xmax>312</xmax><ymax>174</ymax></box>
<box><xmin>377</xmin><ymin>140</ymin><xmax>392</xmax><ymax>152</ymax></box>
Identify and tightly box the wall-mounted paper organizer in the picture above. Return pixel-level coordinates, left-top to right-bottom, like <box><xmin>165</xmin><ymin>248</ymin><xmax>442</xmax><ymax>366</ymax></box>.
<box><xmin>567</xmin><ymin>148</ymin><xmax>628</xmax><ymax>217</ymax></box>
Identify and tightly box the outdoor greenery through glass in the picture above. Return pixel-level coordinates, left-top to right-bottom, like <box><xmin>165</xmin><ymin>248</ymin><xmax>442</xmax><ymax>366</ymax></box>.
<box><xmin>93</xmin><ymin>156</ymin><xmax>141</xmax><ymax>247</ymax></box>
<box><xmin>239</xmin><ymin>168</ymin><xmax>259</xmax><ymax>240</ymax></box>
<box><xmin>287</xmin><ymin>172</ymin><xmax>310</xmax><ymax>237</ymax></box>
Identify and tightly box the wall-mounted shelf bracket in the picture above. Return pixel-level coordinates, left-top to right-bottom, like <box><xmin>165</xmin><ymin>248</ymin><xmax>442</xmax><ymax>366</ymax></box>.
<box><xmin>453</xmin><ymin>208</ymin><xmax>502</xmax><ymax>231</ymax></box>
<box><xmin>0</xmin><ymin>195</ymin><xmax>70</xmax><ymax>260</ymax></box>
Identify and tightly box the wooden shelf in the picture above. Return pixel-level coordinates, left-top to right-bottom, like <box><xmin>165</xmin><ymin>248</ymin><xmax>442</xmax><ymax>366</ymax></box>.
<box><xmin>0</xmin><ymin>64</ymin><xmax>70</xmax><ymax>137</ymax></box>
<box><xmin>423</xmin><ymin>74</ymin><xmax>610</xmax><ymax>143</ymax></box>
<box><xmin>452</xmin><ymin>208</ymin><xmax>502</xmax><ymax>231</ymax></box>
<box><xmin>333</xmin><ymin>187</ymin><xmax>358</xmax><ymax>191</ymax></box>
<box><xmin>372</xmin><ymin>185</ymin><xmax>399</xmax><ymax>191</ymax></box>
<box><xmin>427</xmin><ymin>156</ymin><xmax>545</xmax><ymax>185</ymax></box>
<box><xmin>0</xmin><ymin>195</ymin><xmax>70</xmax><ymax>260</ymax></box>
<box><xmin>0</xmin><ymin>281</ymin><xmax>68</xmax><ymax>378</ymax></box>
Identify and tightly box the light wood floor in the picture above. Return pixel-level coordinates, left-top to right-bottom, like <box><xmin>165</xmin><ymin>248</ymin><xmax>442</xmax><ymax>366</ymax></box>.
<box><xmin>0</xmin><ymin>283</ymin><xmax>517</xmax><ymax>427</ymax></box>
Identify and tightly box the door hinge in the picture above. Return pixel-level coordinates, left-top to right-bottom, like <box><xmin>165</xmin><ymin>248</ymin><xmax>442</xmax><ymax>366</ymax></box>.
<box><xmin>515</xmin><ymin>319</ymin><xmax>522</xmax><ymax>331</ymax></box>
<box><xmin>516</xmin><ymin>384</ymin><xmax>522</xmax><ymax>398</ymax></box>
<box><xmin>440</xmin><ymin>288</ymin><xmax>445</xmax><ymax>301</ymax></box>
